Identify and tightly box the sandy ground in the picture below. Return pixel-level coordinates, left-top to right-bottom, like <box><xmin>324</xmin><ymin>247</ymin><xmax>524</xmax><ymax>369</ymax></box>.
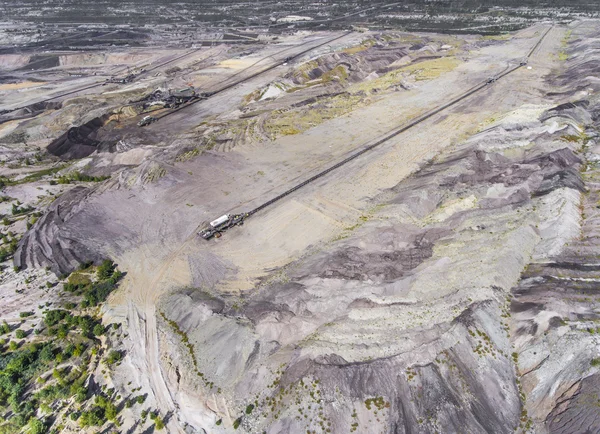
<box><xmin>0</xmin><ymin>81</ymin><xmax>47</xmax><ymax>91</ymax></box>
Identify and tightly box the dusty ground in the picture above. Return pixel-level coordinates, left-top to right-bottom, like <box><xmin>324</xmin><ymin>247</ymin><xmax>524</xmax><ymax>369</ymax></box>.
<box><xmin>2</xmin><ymin>18</ymin><xmax>600</xmax><ymax>434</ymax></box>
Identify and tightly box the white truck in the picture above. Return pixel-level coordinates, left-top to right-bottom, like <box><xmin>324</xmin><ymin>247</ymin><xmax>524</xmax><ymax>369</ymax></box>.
<box><xmin>137</xmin><ymin>115</ymin><xmax>157</xmax><ymax>127</ymax></box>
<box><xmin>199</xmin><ymin>213</ymin><xmax>246</xmax><ymax>239</ymax></box>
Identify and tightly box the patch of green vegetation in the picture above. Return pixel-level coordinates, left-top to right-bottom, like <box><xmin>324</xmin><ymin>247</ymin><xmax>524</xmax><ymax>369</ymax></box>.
<box><xmin>0</xmin><ymin>257</ymin><xmax>128</xmax><ymax>431</ymax></box>
<box><xmin>67</xmin><ymin>271</ymin><xmax>92</xmax><ymax>287</ymax></box>
<box><xmin>106</xmin><ymin>350</ymin><xmax>122</xmax><ymax>365</ymax></box>
<box><xmin>364</xmin><ymin>396</ymin><xmax>390</xmax><ymax>411</ymax></box>
<box><xmin>0</xmin><ymin>166</ymin><xmax>64</xmax><ymax>187</ymax></box>
<box><xmin>264</xmin><ymin>92</ymin><xmax>364</xmax><ymax>139</ymax></box>
<box><xmin>558</xmin><ymin>29</ymin><xmax>572</xmax><ymax>61</ymax></box>
<box><xmin>51</xmin><ymin>171</ymin><xmax>109</xmax><ymax>185</ymax></box>
<box><xmin>63</xmin><ymin>260</ymin><xmax>122</xmax><ymax>307</ymax></box>
<box><xmin>0</xmin><ymin>232</ymin><xmax>21</xmax><ymax>262</ymax></box>
<box><xmin>561</xmin><ymin>134</ymin><xmax>583</xmax><ymax>143</ymax></box>
<box><xmin>342</xmin><ymin>38</ymin><xmax>376</xmax><ymax>55</ymax></box>
<box><xmin>78</xmin><ymin>393</ymin><xmax>118</xmax><ymax>427</ymax></box>
<box><xmin>591</xmin><ymin>358</ymin><xmax>600</xmax><ymax>367</ymax></box>
<box><xmin>11</xmin><ymin>203</ymin><xmax>34</xmax><ymax>216</ymax></box>
<box><xmin>154</xmin><ymin>416</ymin><xmax>165</xmax><ymax>430</ymax></box>
<box><xmin>176</xmin><ymin>147</ymin><xmax>201</xmax><ymax>162</ymax></box>
<box><xmin>321</xmin><ymin>64</ymin><xmax>349</xmax><ymax>83</ymax></box>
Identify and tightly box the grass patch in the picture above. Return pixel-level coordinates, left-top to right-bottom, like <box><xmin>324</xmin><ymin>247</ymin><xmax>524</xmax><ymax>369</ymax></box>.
<box><xmin>0</xmin><ymin>166</ymin><xmax>64</xmax><ymax>187</ymax></box>
<box><xmin>558</xmin><ymin>29</ymin><xmax>572</xmax><ymax>62</ymax></box>
<box><xmin>399</xmin><ymin>56</ymin><xmax>462</xmax><ymax>81</ymax></box>
<box><xmin>264</xmin><ymin>93</ymin><xmax>364</xmax><ymax>139</ymax></box>
<box><xmin>342</xmin><ymin>38</ymin><xmax>376</xmax><ymax>55</ymax></box>
<box><xmin>51</xmin><ymin>171</ymin><xmax>109</xmax><ymax>185</ymax></box>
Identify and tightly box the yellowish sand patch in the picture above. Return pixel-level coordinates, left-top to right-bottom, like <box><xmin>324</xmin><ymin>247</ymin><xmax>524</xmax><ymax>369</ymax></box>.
<box><xmin>341</xmin><ymin>38</ymin><xmax>376</xmax><ymax>55</ymax></box>
<box><xmin>395</xmin><ymin>56</ymin><xmax>462</xmax><ymax>81</ymax></box>
<box><xmin>219</xmin><ymin>58</ymin><xmax>258</xmax><ymax>70</ymax></box>
<box><xmin>483</xmin><ymin>33</ymin><xmax>512</xmax><ymax>41</ymax></box>
<box><xmin>351</xmin><ymin>56</ymin><xmax>462</xmax><ymax>93</ymax></box>
<box><xmin>0</xmin><ymin>81</ymin><xmax>46</xmax><ymax>91</ymax></box>
<box><xmin>264</xmin><ymin>93</ymin><xmax>365</xmax><ymax>139</ymax></box>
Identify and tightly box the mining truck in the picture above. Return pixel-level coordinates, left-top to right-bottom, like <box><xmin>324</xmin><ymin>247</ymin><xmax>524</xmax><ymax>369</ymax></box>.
<box><xmin>137</xmin><ymin>115</ymin><xmax>157</xmax><ymax>127</ymax></box>
<box><xmin>199</xmin><ymin>213</ymin><xmax>246</xmax><ymax>239</ymax></box>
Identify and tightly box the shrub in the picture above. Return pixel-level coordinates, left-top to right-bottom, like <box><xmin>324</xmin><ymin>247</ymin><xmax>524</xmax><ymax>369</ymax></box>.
<box><xmin>0</xmin><ymin>321</ymin><xmax>10</xmax><ymax>334</ymax></box>
<box><xmin>155</xmin><ymin>417</ymin><xmax>165</xmax><ymax>430</ymax></box>
<box><xmin>15</xmin><ymin>329</ymin><xmax>25</xmax><ymax>339</ymax></box>
<box><xmin>591</xmin><ymin>358</ymin><xmax>600</xmax><ymax>367</ymax></box>
<box><xmin>19</xmin><ymin>311</ymin><xmax>33</xmax><ymax>318</ymax></box>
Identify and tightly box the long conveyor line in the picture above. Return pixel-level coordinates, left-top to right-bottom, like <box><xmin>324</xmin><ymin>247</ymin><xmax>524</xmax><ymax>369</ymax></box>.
<box><xmin>200</xmin><ymin>26</ymin><xmax>553</xmax><ymax>239</ymax></box>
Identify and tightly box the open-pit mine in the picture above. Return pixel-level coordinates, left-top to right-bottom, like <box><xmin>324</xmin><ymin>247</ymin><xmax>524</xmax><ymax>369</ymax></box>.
<box><xmin>2</xmin><ymin>2</ymin><xmax>600</xmax><ymax>433</ymax></box>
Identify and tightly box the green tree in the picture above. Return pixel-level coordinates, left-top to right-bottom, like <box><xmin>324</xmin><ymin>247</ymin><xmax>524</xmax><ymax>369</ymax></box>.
<box><xmin>93</xmin><ymin>324</ymin><xmax>105</xmax><ymax>336</ymax></box>
<box><xmin>96</xmin><ymin>260</ymin><xmax>116</xmax><ymax>281</ymax></box>
<box><xmin>72</xmin><ymin>343</ymin><xmax>85</xmax><ymax>358</ymax></box>
<box><xmin>105</xmin><ymin>401</ymin><xmax>117</xmax><ymax>421</ymax></box>
<box><xmin>27</xmin><ymin>417</ymin><xmax>46</xmax><ymax>434</ymax></box>
<box><xmin>15</xmin><ymin>329</ymin><xmax>25</xmax><ymax>339</ymax></box>
<box><xmin>0</xmin><ymin>321</ymin><xmax>10</xmax><ymax>334</ymax></box>
<box><xmin>39</xmin><ymin>344</ymin><xmax>54</xmax><ymax>362</ymax></box>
